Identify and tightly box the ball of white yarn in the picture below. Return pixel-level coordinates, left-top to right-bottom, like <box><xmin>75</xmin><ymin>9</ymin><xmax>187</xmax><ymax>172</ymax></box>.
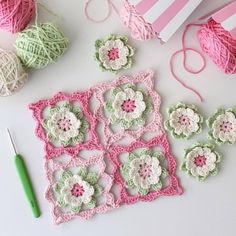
<box><xmin>0</xmin><ymin>49</ymin><xmax>28</xmax><ymax>96</ymax></box>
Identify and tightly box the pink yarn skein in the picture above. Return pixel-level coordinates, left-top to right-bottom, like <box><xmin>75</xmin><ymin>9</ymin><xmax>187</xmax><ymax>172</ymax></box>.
<box><xmin>0</xmin><ymin>0</ymin><xmax>35</xmax><ymax>34</ymax></box>
<box><xmin>119</xmin><ymin>0</ymin><xmax>156</xmax><ymax>41</ymax></box>
<box><xmin>198</xmin><ymin>19</ymin><xmax>236</xmax><ymax>74</ymax></box>
<box><xmin>170</xmin><ymin>18</ymin><xmax>236</xmax><ymax>103</ymax></box>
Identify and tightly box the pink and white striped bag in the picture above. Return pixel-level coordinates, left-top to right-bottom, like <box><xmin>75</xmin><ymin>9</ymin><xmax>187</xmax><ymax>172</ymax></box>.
<box><xmin>120</xmin><ymin>0</ymin><xmax>203</xmax><ymax>42</ymax></box>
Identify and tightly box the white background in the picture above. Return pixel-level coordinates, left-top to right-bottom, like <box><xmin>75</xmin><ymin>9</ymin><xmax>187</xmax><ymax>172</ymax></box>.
<box><xmin>0</xmin><ymin>0</ymin><xmax>236</xmax><ymax>235</ymax></box>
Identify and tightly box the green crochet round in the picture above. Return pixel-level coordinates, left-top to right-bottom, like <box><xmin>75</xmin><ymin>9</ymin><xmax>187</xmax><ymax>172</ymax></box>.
<box><xmin>15</xmin><ymin>23</ymin><xmax>69</xmax><ymax>69</ymax></box>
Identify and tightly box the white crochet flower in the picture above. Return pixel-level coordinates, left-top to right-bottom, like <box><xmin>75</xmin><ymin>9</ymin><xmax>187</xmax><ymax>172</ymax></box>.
<box><xmin>129</xmin><ymin>155</ymin><xmax>162</xmax><ymax>190</ymax></box>
<box><xmin>47</xmin><ymin>107</ymin><xmax>81</xmax><ymax>142</ymax></box>
<box><xmin>168</xmin><ymin>107</ymin><xmax>201</xmax><ymax>138</ymax></box>
<box><xmin>60</xmin><ymin>175</ymin><xmax>94</xmax><ymax>208</ymax></box>
<box><xmin>98</xmin><ymin>38</ymin><xmax>130</xmax><ymax>71</ymax></box>
<box><xmin>185</xmin><ymin>147</ymin><xmax>217</xmax><ymax>178</ymax></box>
<box><xmin>211</xmin><ymin>112</ymin><xmax>236</xmax><ymax>143</ymax></box>
<box><xmin>112</xmin><ymin>88</ymin><xmax>146</xmax><ymax>122</ymax></box>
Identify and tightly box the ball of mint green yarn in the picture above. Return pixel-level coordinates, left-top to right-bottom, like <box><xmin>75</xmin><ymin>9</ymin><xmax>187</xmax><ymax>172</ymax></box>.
<box><xmin>14</xmin><ymin>23</ymin><xmax>69</xmax><ymax>69</ymax></box>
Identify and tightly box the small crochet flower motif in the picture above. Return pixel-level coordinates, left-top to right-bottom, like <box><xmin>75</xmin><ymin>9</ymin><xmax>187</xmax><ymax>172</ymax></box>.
<box><xmin>165</xmin><ymin>103</ymin><xmax>203</xmax><ymax>139</ymax></box>
<box><xmin>207</xmin><ymin>108</ymin><xmax>236</xmax><ymax>145</ymax></box>
<box><xmin>121</xmin><ymin>149</ymin><xmax>168</xmax><ymax>195</ymax></box>
<box><xmin>43</xmin><ymin>103</ymin><xmax>89</xmax><ymax>146</ymax></box>
<box><xmin>54</xmin><ymin>168</ymin><xmax>102</xmax><ymax>213</ymax></box>
<box><xmin>105</xmin><ymin>84</ymin><xmax>153</xmax><ymax>129</ymax></box>
<box><xmin>95</xmin><ymin>35</ymin><xmax>134</xmax><ymax>73</ymax></box>
<box><xmin>181</xmin><ymin>144</ymin><xmax>221</xmax><ymax>181</ymax></box>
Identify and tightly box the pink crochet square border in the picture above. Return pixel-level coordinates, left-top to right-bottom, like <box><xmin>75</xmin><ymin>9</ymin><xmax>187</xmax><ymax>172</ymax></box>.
<box><xmin>107</xmin><ymin>135</ymin><xmax>183</xmax><ymax>205</ymax></box>
<box><xmin>29</xmin><ymin>91</ymin><xmax>102</xmax><ymax>159</ymax></box>
<box><xmin>28</xmin><ymin>69</ymin><xmax>183</xmax><ymax>224</ymax></box>
<box><xmin>92</xmin><ymin>69</ymin><xmax>165</xmax><ymax>147</ymax></box>
<box><xmin>45</xmin><ymin>153</ymin><xmax>117</xmax><ymax>224</ymax></box>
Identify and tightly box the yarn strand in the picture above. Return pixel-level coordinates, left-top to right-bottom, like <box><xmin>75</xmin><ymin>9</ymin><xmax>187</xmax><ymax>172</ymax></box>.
<box><xmin>85</xmin><ymin>0</ymin><xmax>118</xmax><ymax>23</ymax></box>
<box><xmin>169</xmin><ymin>23</ymin><xmax>206</xmax><ymax>102</ymax></box>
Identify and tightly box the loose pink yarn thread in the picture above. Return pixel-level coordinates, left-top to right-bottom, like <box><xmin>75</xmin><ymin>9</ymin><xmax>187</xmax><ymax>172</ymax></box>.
<box><xmin>119</xmin><ymin>0</ymin><xmax>156</xmax><ymax>41</ymax></box>
<box><xmin>0</xmin><ymin>0</ymin><xmax>35</xmax><ymax>34</ymax></box>
<box><xmin>85</xmin><ymin>0</ymin><xmax>118</xmax><ymax>23</ymax></box>
<box><xmin>198</xmin><ymin>18</ymin><xmax>236</xmax><ymax>74</ymax></box>
<box><xmin>170</xmin><ymin>23</ymin><xmax>206</xmax><ymax>102</ymax></box>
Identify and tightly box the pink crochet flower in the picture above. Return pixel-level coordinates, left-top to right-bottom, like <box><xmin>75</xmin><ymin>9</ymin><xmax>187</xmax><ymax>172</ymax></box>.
<box><xmin>29</xmin><ymin>91</ymin><xmax>102</xmax><ymax>159</ymax></box>
<box><xmin>45</xmin><ymin>152</ymin><xmax>117</xmax><ymax>224</ymax></box>
<box><xmin>107</xmin><ymin>135</ymin><xmax>183</xmax><ymax>205</ymax></box>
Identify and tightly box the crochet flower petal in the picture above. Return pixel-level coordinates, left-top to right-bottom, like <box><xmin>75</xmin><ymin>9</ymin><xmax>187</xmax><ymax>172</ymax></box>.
<box><xmin>95</xmin><ymin>35</ymin><xmax>135</xmax><ymax>73</ymax></box>
<box><xmin>207</xmin><ymin>108</ymin><xmax>236</xmax><ymax>145</ymax></box>
<box><xmin>181</xmin><ymin>143</ymin><xmax>221</xmax><ymax>181</ymax></box>
<box><xmin>165</xmin><ymin>103</ymin><xmax>203</xmax><ymax>139</ymax></box>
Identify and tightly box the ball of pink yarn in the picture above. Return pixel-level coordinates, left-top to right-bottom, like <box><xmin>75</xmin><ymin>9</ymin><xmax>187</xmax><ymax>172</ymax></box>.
<box><xmin>119</xmin><ymin>0</ymin><xmax>156</xmax><ymax>41</ymax></box>
<box><xmin>198</xmin><ymin>19</ymin><xmax>236</xmax><ymax>74</ymax></box>
<box><xmin>0</xmin><ymin>0</ymin><xmax>35</xmax><ymax>34</ymax></box>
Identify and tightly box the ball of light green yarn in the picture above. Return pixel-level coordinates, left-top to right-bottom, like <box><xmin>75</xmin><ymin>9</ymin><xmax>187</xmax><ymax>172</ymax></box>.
<box><xmin>14</xmin><ymin>23</ymin><xmax>69</xmax><ymax>69</ymax></box>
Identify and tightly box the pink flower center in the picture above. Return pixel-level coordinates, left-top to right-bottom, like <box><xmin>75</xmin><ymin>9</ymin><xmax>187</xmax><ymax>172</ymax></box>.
<box><xmin>57</xmin><ymin>117</ymin><xmax>72</xmax><ymax>132</ymax></box>
<box><xmin>220</xmin><ymin>121</ymin><xmax>233</xmax><ymax>132</ymax></box>
<box><xmin>194</xmin><ymin>155</ymin><xmax>206</xmax><ymax>167</ymax></box>
<box><xmin>71</xmin><ymin>183</ymin><xmax>84</xmax><ymax>197</ymax></box>
<box><xmin>138</xmin><ymin>162</ymin><xmax>152</xmax><ymax>179</ymax></box>
<box><xmin>179</xmin><ymin>115</ymin><xmax>190</xmax><ymax>125</ymax></box>
<box><xmin>108</xmin><ymin>47</ymin><xmax>119</xmax><ymax>60</ymax></box>
<box><xmin>121</xmin><ymin>99</ymin><xmax>136</xmax><ymax>113</ymax></box>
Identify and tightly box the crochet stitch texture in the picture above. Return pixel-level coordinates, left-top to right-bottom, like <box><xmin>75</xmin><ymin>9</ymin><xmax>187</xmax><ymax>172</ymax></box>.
<box><xmin>95</xmin><ymin>35</ymin><xmax>134</xmax><ymax>73</ymax></box>
<box><xmin>165</xmin><ymin>103</ymin><xmax>203</xmax><ymax>139</ymax></box>
<box><xmin>29</xmin><ymin>69</ymin><xmax>182</xmax><ymax>224</ymax></box>
<box><xmin>181</xmin><ymin>143</ymin><xmax>221</xmax><ymax>182</ymax></box>
<box><xmin>207</xmin><ymin>108</ymin><xmax>236</xmax><ymax>145</ymax></box>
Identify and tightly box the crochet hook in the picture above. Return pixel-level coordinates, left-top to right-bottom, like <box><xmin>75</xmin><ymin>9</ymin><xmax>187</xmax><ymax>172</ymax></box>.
<box><xmin>7</xmin><ymin>129</ymin><xmax>41</xmax><ymax>218</ymax></box>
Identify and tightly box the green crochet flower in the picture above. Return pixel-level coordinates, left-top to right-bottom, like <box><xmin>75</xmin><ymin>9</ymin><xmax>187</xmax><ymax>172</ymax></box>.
<box><xmin>181</xmin><ymin>143</ymin><xmax>221</xmax><ymax>182</ymax></box>
<box><xmin>43</xmin><ymin>103</ymin><xmax>89</xmax><ymax>146</ymax></box>
<box><xmin>165</xmin><ymin>103</ymin><xmax>203</xmax><ymax>139</ymax></box>
<box><xmin>121</xmin><ymin>149</ymin><xmax>168</xmax><ymax>195</ymax></box>
<box><xmin>105</xmin><ymin>84</ymin><xmax>153</xmax><ymax>129</ymax></box>
<box><xmin>54</xmin><ymin>168</ymin><xmax>102</xmax><ymax>213</ymax></box>
<box><xmin>207</xmin><ymin>108</ymin><xmax>236</xmax><ymax>145</ymax></box>
<box><xmin>95</xmin><ymin>35</ymin><xmax>135</xmax><ymax>74</ymax></box>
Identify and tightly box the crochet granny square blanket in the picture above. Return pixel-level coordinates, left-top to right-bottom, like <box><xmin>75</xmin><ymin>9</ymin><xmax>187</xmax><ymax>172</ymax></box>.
<box><xmin>29</xmin><ymin>69</ymin><xmax>182</xmax><ymax>224</ymax></box>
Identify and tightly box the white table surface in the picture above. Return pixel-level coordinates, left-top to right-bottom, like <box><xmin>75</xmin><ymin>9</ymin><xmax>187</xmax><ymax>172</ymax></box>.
<box><xmin>1</xmin><ymin>0</ymin><xmax>236</xmax><ymax>235</ymax></box>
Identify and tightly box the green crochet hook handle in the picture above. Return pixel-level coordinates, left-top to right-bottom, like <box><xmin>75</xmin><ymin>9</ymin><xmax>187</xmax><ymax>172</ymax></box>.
<box><xmin>15</xmin><ymin>154</ymin><xmax>41</xmax><ymax>218</ymax></box>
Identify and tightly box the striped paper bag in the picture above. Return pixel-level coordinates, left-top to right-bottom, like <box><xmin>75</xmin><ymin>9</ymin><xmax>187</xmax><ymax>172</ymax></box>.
<box><xmin>121</xmin><ymin>0</ymin><xmax>203</xmax><ymax>42</ymax></box>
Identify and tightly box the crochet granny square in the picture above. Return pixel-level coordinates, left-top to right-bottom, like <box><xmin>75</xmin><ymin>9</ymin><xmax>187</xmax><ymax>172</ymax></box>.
<box><xmin>107</xmin><ymin>135</ymin><xmax>182</xmax><ymax>205</ymax></box>
<box><xmin>29</xmin><ymin>91</ymin><xmax>102</xmax><ymax>159</ymax></box>
<box><xmin>29</xmin><ymin>69</ymin><xmax>182</xmax><ymax>224</ymax></box>
<box><xmin>45</xmin><ymin>151</ymin><xmax>116</xmax><ymax>224</ymax></box>
<box><xmin>92</xmin><ymin>69</ymin><xmax>165</xmax><ymax>147</ymax></box>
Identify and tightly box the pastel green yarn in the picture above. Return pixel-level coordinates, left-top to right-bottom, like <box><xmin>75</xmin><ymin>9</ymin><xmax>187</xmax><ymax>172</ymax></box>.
<box><xmin>14</xmin><ymin>22</ymin><xmax>69</xmax><ymax>69</ymax></box>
